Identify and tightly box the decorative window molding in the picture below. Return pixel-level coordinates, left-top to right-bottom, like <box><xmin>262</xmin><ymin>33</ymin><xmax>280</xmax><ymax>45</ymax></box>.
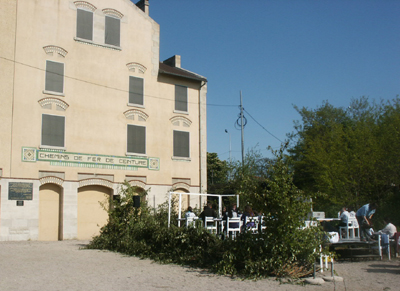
<box><xmin>126</xmin><ymin>62</ymin><xmax>147</xmax><ymax>74</ymax></box>
<box><xmin>39</xmin><ymin>97</ymin><xmax>69</xmax><ymax>111</ymax></box>
<box><xmin>43</xmin><ymin>46</ymin><xmax>68</xmax><ymax>57</ymax></box>
<box><xmin>74</xmin><ymin>1</ymin><xmax>96</xmax><ymax>11</ymax></box>
<box><xmin>102</xmin><ymin>8</ymin><xmax>123</xmax><ymax>19</ymax></box>
<box><xmin>124</xmin><ymin>109</ymin><xmax>148</xmax><ymax>121</ymax></box>
<box><xmin>170</xmin><ymin>116</ymin><xmax>192</xmax><ymax>127</ymax></box>
<box><xmin>39</xmin><ymin>176</ymin><xmax>64</xmax><ymax>186</ymax></box>
<box><xmin>172</xmin><ymin>182</ymin><xmax>191</xmax><ymax>192</ymax></box>
<box><xmin>127</xmin><ymin>180</ymin><xmax>146</xmax><ymax>189</ymax></box>
<box><xmin>78</xmin><ymin>178</ymin><xmax>114</xmax><ymax>189</ymax></box>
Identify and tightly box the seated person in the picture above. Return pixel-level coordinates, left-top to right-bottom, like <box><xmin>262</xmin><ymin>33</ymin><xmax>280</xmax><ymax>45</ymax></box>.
<box><xmin>223</xmin><ymin>203</ymin><xmax>240</xmax><ymax>231</ymax></box>
<box><xmin>199</xmin><ymin>202</ymin><xmax>217</xmax><ymax>225</ymax></box>
<box><xmin>185</xmin><ymin>206</ymin><xmax>196</xmax><ymax>218</ymax></box>
<box><xmin>374</xmin><ymin>217</ymin><xmax>397</xmax><ymax>239</ymax></box>
<box><xmin>339</xmin><ymin>207</ymin><xmax>349</xmax><ymax>227</ymax></box>
<box><xmin>241</xmin><ymin>205</ymin><xmax>256</xmax><ymax>230</ymax></box>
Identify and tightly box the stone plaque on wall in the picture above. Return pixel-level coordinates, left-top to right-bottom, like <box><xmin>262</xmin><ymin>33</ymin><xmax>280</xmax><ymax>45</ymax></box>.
<box><xmin>8</xmin><ymin>182</ymin><xmax>33</xmax><ymax>200</ymax></box>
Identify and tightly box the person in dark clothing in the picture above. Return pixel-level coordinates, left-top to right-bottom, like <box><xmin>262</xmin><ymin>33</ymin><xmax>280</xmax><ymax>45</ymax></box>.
<box><xmin>199</xmin><ymin>202</ymin><xmax>217</xmax><ymax>225</ymax></box>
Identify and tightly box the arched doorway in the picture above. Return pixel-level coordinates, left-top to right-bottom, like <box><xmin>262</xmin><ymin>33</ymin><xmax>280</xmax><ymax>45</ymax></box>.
<box><xmin>174</xmin><ymin>188</ymin><xmax>190</xmax><ymax>213</ymax></box>
<box><xmin>39</xmin><ymin>183</ymin><xmax>62</xmax><ymax>241</ymax></box>
<box><xmin>77</xmin><ymin>185</ymin><xmax>111</xmax><ymax>240</ymax></box>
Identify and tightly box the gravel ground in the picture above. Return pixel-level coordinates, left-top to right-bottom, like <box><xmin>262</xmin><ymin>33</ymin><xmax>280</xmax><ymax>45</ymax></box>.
<box><xmin>0</xmin><ymin>240</ymin><xmax>399</xmax><ymax>291</ymax></box>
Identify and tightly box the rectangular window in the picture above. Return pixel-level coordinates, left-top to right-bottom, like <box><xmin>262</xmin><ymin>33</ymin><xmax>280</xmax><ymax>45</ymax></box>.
<box><xmin>45</xmin><ymin>61</ymin><xmax>64</xmax><ymax>94</ymax></box>
<box><xmin>76</xmin><ymin>9</ymin><xmax>93</xmax><ymax>40</ymax></box>
<box><xmin>175</xmin><ymin>85</ymin><xmax>188</xmax><ymax>112</ymax></box>
<box><xmin>127</xmin><ymin>125</ymin><xmax>146</xmax><ymax>154</ymax></box>
<box><xmin>129</xmin><ymin>76</ymin><xmax>144</xmax><ymax>106</ymax></box>
<box><xmin>105</xmin><ymin>16</ymin><xmax>120</xmax><ymax>47</ymax></box>
<box><xmin>41</xmin><ymin>114</ymin><xmax>65</xmax><ymax>148</ymax></box>
<box><xmin>173</xmin><ymin>130</ymin><xmax>190</xmax><ymax>158</ymax></box>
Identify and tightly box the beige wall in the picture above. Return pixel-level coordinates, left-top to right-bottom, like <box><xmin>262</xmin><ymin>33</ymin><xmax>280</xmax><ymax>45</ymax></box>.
<box><xmin>0</xmin><ymin>0</ymin><xmax>17</xmax><ymax>178</ymax></box>
<box><xmin>0</xmin><ymin>0</ymin><xmax>207</xmax><ymax>241</ymax></box>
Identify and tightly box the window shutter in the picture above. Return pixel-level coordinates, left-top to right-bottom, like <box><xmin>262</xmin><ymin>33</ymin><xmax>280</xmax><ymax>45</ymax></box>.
<box><xmin>173</xmin><ymin>131</ymin><xmax>189</xmax><ymax>157</ymax></box>
<box><xmin>175</xmin><ymin>85</ymin><xmax>188</xmax><ymax>112</ymax></box>
<box><xmin>76</xmin><ymin>9</ymin><xmax>93</xmax><ymax>40</ymax></box>
<box><xmin>105</xmin><ymin>16</ymin><xmax>120</xmax><ymax>47</ymax></box>
<box><xmin>129</xmin><ymin>77</ymin><xmax>144</xmax><ymax>105</ymax></box>
<box><xmin>42</xmin><ymin>115</ymin><xmax>65</xmax><ymax>147</ymax></box>
<box><xmin>45</xmin><ymin>61</ymin><xmax>64</xmax><ymax>93</ymax></box>
<box><xmin>127</xmin><ymin>125</ymin><xmax>146</xmax><ymax>154</ymax></box>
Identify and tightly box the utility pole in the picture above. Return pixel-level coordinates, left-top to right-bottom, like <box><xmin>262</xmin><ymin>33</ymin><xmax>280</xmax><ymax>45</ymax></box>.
<box><xmin>224</xmin><ymin>129</ymin><xmax>231</xmax><ymax>163</ymax></box>
<box><xmin>240</xmin><ymin>91</ymin><xmax>244</xmax><ymax>167</ymax></box>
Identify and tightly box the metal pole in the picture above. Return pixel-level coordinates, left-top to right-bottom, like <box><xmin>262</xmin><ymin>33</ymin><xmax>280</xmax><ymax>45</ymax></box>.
<box><xmin>178</xmin><ymin>193</ymin><xmax>182</xmax><ymax>227</ymax></box>
<box><xmin>240</xmin><ymin>91</ymin><xmax>244</xmax><ymax>167</ymax></box>
<box><xmin>225</xmin><ymin>129</ymin><xmax>231</xmax><ymax>163</ymax></box>
<box><xmin>168</xmin><ymin>192</ymin><xmax>171</xmax><ymax>228</ymax></box>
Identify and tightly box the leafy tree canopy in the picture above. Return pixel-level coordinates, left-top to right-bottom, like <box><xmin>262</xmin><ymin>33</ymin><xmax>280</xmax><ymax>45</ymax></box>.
<box><xmin>289</xmin><ymin>96</ymin><xmax>400</xmax><ymax>224</ymax></box>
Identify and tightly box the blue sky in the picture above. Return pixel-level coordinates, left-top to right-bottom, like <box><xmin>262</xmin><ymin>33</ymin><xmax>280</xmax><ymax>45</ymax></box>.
<box><xmin>150</xmin><ymin>0</ymin><xmax>400</xmax><ymax>161</ymax></box>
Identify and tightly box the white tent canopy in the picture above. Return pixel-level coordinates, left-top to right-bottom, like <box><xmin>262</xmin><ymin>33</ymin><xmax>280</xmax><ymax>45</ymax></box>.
<box><xmin>167</xmin><ymin>192</ymin><xmax>239</xmax><ymax>227</ymax></box>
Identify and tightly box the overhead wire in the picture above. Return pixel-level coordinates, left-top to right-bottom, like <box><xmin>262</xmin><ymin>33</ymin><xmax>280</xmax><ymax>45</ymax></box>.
<box><xmin>243</xmin><ymin>108</ymin><xmax>284</xmax><ymax>143</ymax></box>
<box><xmin>0</xmin><ymin>55</ymin><xmax>236</xmax><ymax>108</ymax></box>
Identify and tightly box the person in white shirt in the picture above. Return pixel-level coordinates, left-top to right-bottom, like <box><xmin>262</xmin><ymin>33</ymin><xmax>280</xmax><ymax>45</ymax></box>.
<box><xmin>185</xmin><ymin>206</ymin><xmax>196</xmax><ymax>218</ymax></box>
<box><xmin>375</xmin><ymin>217</ymin><xmax>397</xmax><ymax>239</ymax></box>
<box><xmin>339</xmin><ymin>207</ymin><xmax>350</xmax><ymax>226</ymax></box>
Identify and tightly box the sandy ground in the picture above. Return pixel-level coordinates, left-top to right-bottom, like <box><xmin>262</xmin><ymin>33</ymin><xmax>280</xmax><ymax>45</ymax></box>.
<box><xmin>0</xmin><ymin>240</ymin><xmax>399</xmax><ymax>291</ymax></box>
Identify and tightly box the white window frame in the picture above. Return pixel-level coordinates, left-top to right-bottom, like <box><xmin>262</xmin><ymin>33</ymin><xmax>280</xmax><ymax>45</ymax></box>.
<box><xmin>43</xmin><ymin>60</ymin><xmax>65</xmax><ymax>96</ymax></box>
<box><xmin>127</xmin><ymin>124</ymin><xmax>146</xmax><ymax>156</ymax></box>
<box><xmin>104</xmin><ymin>15</ymin><xmax>121</xmax><ymax>47</ymax></box>
<box><xmin>174</xmin><ymin>85</ymin><xmax>188</xmax><ymax>114</ymax></box>
<box><xmin>40</xmin><ymin>114</ymin><xmax>66</xmax><ymax>150</ymax></box>
<box><xmin>76</xmin><ymin>8</ymin><xmax>94</xmax><ymax>41</ymax></box>
<box><xmin>128</xmin><ymin>76</ymin><xmax>145</xmax><ymax>108</ymax></box>
<box><xmin>173</xmin><ymin>130</ymin><xmax>190</xmax><ymax>160</ymax></box>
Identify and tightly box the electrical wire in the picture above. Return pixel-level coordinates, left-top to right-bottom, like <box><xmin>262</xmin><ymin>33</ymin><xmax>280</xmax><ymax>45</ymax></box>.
<box><xmin>0</xmin><ymin>55</ymin><xmax>237</xmax><ymax>108</ymax></box>
<box><xmin>243</xmin><ymin>108</ymin><xmax>284</xmax><ymax>143</ymax></box>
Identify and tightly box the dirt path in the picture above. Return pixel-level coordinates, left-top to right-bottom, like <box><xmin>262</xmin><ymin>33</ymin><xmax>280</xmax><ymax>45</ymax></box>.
<box><xmin>0</xmin><ymin>241</ymin><xmax>398</xmax><ymax>291</ymax></box>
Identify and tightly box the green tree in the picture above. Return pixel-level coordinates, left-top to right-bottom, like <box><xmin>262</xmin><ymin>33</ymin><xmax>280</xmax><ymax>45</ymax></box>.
<box><xmin>207</xmin><ymin>152</ymin><xmax>231</xmax><ymax>194</ymax></box>
<box><xmin>289</xmin><ymin>97</ymin><xmax>400</xmax><ymax>223</ymax></box>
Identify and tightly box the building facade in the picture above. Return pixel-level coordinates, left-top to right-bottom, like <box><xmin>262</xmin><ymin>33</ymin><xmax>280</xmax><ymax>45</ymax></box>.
<box><xmin>0</xmin><ymin>0</ymin><xmax>207</xmax><ymax>241</ymax></box>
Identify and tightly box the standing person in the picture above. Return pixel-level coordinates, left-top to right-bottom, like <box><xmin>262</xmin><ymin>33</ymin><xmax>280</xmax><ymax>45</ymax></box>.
<box><xmin>375</xmin><ymin>217</ymin><xmax>397</xmax><ymax>238</ymax></box>
<box><xmin>356</xmin><ymin>203</ymin><xmax>377</xmax><ymax>241</ymax></box>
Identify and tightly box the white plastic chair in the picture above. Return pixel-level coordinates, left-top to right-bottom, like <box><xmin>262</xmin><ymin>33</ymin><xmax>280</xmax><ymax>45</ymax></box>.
<box><xmin>244</xmin><ymin>216</ymin><xmax>259</xmax><ymax>233</ymax></box>
<box><xmin>185</xmin><ymin>217</ymin><xmax>198</xmax><ymax>228</ymax></box>
<box><xmin>339</xmin><ymin>217</ymin><xmax>359</xmax><ymax>240</ymax></box>
<box><xmin>205</xmin><ymin>217</ymin><xmax>217</xmax><ymax>234</ymax></box>
<box><xmin>226</xmin><ymin>217</ymin><xmax>242</xmax><ymax>239</ymax></box>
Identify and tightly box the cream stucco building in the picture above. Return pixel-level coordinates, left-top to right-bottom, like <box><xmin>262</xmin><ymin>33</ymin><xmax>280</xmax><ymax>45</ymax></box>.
<box><xmin>0</xmin><ymin>0</ymin><xmax>207</xmax><ymax>241</ymax></box>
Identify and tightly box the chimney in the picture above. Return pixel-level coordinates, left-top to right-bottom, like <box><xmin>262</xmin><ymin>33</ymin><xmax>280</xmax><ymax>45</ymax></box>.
<box><xmin>136</xmin><ymin>0</ymin><xmax>149</xmax><ymax>15</ymax></box>
<box><xmin>163</xmin><ymin>55</ymin><xmax>181</xmax><ymax>68</ymax></box>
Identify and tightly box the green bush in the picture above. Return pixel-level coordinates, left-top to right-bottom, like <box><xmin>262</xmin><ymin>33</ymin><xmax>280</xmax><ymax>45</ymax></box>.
<box><xmin>88</xmin><ymin>145</ymin><xmax>325</xmax><ymax>279</ymax></box>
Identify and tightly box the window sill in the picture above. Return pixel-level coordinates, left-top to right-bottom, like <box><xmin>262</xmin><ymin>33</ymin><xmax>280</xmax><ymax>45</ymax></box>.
<box><xmin>39</xmin><ymin>145</ymin><xmax>66</xmax><ymax>152</ymax></box>
<box><xmin>126</xmin><ymin>152</ymin><xmax>147</xmax><ymax>158</ymax></box>
<box><xmin>127</xmin><ymin>103</ymin><xmax>145</xmax><ymax>109</ymax></box>
<box><xmin>173</xmin><ymin>110</ymin><xmax>189</xmax><ymax>115</ymax></box>
<box><xmin>43</xmin><ymin>90</ymin><xmax>65</xmax><ymax>97</ymax></box>
<box><xmin>74</xmin><ymin>37</ymin><xmax>121</xmax><ymax>51</ymax></box>
<box><xmin>172</xmin><ymin>156</ymin><xmax>191</xmax><ymax>162</ymax></box>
